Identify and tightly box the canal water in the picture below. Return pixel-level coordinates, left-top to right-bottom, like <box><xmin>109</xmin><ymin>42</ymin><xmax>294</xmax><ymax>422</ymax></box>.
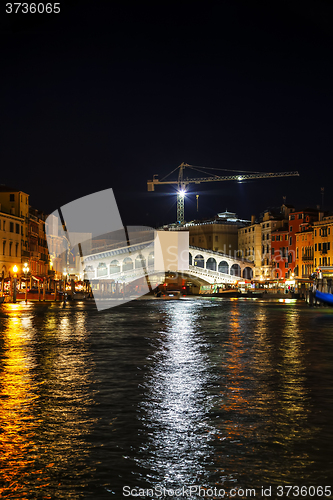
<box><xmin>0</xmin><ymin>298</ymin><xmax>333</xmax><ymax>499</ymax></box>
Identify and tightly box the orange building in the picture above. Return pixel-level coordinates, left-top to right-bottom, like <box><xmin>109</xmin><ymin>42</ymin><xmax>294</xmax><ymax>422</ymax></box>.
<box><xmin>287</xmin><ymin>209</ymin><xmax>319</xmax><ymax>275</ymax></box>
<box><xmin>295</xmin><ymin>228</ymin><xmax>314</xmax><ymax>278</ymax></box>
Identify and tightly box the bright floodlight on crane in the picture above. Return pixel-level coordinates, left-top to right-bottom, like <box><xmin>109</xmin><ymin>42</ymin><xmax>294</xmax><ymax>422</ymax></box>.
<box><xmin>147</xmin><ymin>163</ymin><xmax>300</xmax><ymax>225</ymax></box>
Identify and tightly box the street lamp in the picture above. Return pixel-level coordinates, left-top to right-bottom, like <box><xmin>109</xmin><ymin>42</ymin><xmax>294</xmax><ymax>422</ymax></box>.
<box><xmin>63</xmin><ymin>269</ymin><xmax>68</xmax><ymax>305</ymax></box>
<box><xmin>12</xmin><ymin>265</ymin><xmax>18</xmax><ymax>303</ymax></box>
<box><xmin>23</xmin><ymin>263</ymin><xmax>29</xmax><ymax>303</ymax></box>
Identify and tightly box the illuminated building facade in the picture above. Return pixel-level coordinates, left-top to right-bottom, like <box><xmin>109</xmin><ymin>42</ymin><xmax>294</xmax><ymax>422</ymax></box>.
<box><xmin>259</xmin><ymin>209</ymin><xmax>288</xmax><ymax>279</ymax></box>
<box><xmin>295</xmin><ymin>228</ymin><xmax>314</xmax><ymax>278</ymax></box>
<box><xmin>0</xmin><ymin>186</ymin><xmax>29</xmax><ymax>279</ymax></box>
<box><xmin>28</xmin><ymin>208</ymin><xmax>49</xmax><ymax>278</ymax></box>
<box><xmin>238</xmin><ymin>216</ymin><xmax>262</xmax><ymax>279</ymax></box>
<box><xmin>0</xmin><ymin>211</ymin><xmax>25</xmax><ymax>279</ymax></box>
<box><xmin>271</xmin><ymin>226</ymin><xmax>289</xmax><ymax>279</ymax></box>
<box><xmin>287</xmin><ymin>209</ymin><xmax>319</xmax><ymax>275</ymax></box>
<box><xmin>185</xmin><ymin>211</ymin><xmax>248</xmax><ymax>257</ymax></box>
<box><xmin>313</xmin><ymin>216</ymin><xmax>333</xmax><ymax>274</ymax></box>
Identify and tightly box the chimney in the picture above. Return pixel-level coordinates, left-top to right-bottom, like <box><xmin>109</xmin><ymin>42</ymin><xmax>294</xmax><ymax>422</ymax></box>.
<box><xmin>251</xmin><ymin>215</ymin><xmax>256</xmax><ymax>225</ymax></box>
<box><xmin>319</xmin><ymin>212</ymin><xmax>324</xmax><ymax>221</ymax></box>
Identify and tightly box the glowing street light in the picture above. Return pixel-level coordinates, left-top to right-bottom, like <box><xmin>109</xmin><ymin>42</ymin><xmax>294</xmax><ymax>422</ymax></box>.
<box><xmin>12</xmin><ymin>265</ymin><xmax>18</xmax><ymax>303</ymax></box>
<box><xmin>23</xmin><ymin>263</ymin><xmax>29</xmax><ymax>303</ymax></box>
<box><xmin>178</xmin><ymin>189</ymin><xmax>186</xmax><ymax>198</ymax></box>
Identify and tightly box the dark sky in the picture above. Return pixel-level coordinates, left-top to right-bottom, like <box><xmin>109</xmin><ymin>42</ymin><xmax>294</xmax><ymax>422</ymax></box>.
<box><xmin>1</xmin><ymin>0</ymin><xmax>332</xmax><ymax>226</ymax></box>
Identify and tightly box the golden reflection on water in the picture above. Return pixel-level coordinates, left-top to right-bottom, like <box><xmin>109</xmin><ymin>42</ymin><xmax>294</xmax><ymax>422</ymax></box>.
<box><xmin>0</xmin><ymin>305</ymin><xmax>44</xmax><ymax>497</ymax></box>
<box><xmin>0</xmin><ymin>304</ymin><xmax>94</xmax><ymax>499</ymax></box>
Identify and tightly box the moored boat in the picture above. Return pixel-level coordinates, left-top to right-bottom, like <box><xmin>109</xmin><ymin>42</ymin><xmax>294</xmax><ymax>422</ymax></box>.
<box><xmin>315</xmin><ymin>290</ymin><xmax>333</xmax><ymax>305</ymax></box>
<box><xmin>154</xmin><ymin>290</ymin><xmax>182</xmax><ymax>300</ymax></box>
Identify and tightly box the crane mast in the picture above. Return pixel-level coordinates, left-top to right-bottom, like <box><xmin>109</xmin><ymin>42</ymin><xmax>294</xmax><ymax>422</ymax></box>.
<box><xmin>147</xmin><ymin>163</ymin><xmax>299</xmax><ymax>224</ymax></box>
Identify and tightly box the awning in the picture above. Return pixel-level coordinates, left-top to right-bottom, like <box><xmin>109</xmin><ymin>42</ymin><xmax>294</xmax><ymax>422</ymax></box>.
<box><xmin>32</xmin><ymin>275</ymin><xmax>44</xmax><ymax>282</ymax></box>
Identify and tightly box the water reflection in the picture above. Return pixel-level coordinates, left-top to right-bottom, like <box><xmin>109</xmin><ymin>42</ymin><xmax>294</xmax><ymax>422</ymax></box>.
<box><xmin>0</xmin><ymin>299</ymin><xmax>332</xmax><ymax>497</ymax></box>
<box><xmin>0</xmin><ymin>306</ymin><xmax>40</xmax><ymax>498</ymax></box>
<box><xmin>211</xmin><ymin>302</ymin><xmax>316</xmax><ymax>488</ymax></box>
<box><xmin>137</xmin><ymin>301</ymin><xmax>213</xmax><ymax>489</ymax></box>
<box><xmin>0</xmin><ymin>303</ymin><xmax>95</xmax><ymax>499</ymax></box>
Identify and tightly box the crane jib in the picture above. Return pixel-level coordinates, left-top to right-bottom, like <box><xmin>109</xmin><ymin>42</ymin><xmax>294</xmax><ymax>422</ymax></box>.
<box><xmin>149</xmin><ymin>171</ymin><xmax>299</xmax><ymax>185</ymax></box>
<box><xmin>147</xmin><ymin>166</ymin><xmax>300</xmax><ymax>224</ymax></box>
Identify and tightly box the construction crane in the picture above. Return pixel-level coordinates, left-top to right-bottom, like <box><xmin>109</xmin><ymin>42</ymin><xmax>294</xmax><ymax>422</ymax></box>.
<box><xmin>147</xmin><ymin>162</ymin><xmax>300</xmax><ymax>224</ymax></box>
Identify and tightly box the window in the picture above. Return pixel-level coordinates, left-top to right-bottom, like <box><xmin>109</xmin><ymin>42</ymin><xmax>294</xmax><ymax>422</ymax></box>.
<box><xmin>315</xmin><ymin>230</ymin><xmax>317</xmax><ymax>236</ymax></box>
<box><xmin>290</xmin><ymin>226</ymin><xmax>292</xmax><ymax>232</ymax></box>
<box><xmin>10</xmin><ymin>194</ymin><xmax>15</xmax><ymax>202</ymax></box>
<box><xmin>289</xmin><ymin>237</ymin><xmax>292</xmax><ymax>245</ymax></box>
<box><xmin>9</xmin><ymin>242</ymin><xmax>12</xmax><ymax>256</ymax></box>
<box><xmin>315</xmin><ymin>243</ymin><xmax>317</xmax><ymax>251</ymax></box>
<box><xmin>2</xmin><ymin>241</ymin><xmax>6</xmax><ymax>255</ymax></box>
<box><xmin>285</xmin><ymin>235</ymin><xmax>288</xmax><ymax>240</ymax></box>
<box><xmin>10</xmin><ymin>222</ymin><xmax>14</xmax><ymax>232</ymax></box>
<box><xmin>3</xmin><ymin>221</ymin><xmax>5</xmax><ymax>231</ymax></box>
<box><xmin>272</xmin><ymin>235</ymin><xmax>275</xmax><ymax>241</ymax></box>
<box><xmin>16</xmin><ymin>224</ymin><xmax>19</xmax><ymax>234</ymax></box>
<box><xmin>215</xmin><ymin>235</ymin><xmax>218</xmax><ymax>242</ymax></box>
<box><xmin>15</xmin><ymin>243</ymin><xmax>18</xmax><ymax>257</ymax></box>
<box><xmin>319</xmin><ymin>243</ymin><xmax>322</xmax><ymax>251</ymax></box>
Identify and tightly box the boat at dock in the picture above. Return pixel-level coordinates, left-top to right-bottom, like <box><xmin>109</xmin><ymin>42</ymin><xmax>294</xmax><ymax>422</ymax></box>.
<box><xmin>314</xmin><ymin>290</ymin><xmax>333</xmax><ymax>305</ymax></box>
<box><xmin>153</xmin><ymin>290</ymin><xmax>182</xmax><ymax>300</ymax></box>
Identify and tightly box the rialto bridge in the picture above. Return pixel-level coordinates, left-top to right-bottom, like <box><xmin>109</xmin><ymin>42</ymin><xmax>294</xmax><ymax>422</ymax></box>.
<box><xmin>82</xmin><ymin>232</ymin><xmax>254</xmax><ymax>287</ymax></box>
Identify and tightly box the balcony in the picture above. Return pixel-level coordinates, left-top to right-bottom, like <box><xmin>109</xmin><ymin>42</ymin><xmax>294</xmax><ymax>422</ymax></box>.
<box><xmin>302</xmin><ymin>255</ymin><xmax>313</xmax><ymax>261</ymax></box>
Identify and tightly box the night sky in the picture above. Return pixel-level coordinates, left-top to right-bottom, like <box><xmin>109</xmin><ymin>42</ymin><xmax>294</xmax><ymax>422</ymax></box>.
<box><xmin>1</xmin><ymin>1</ymin><xmax>332</xmax><ymax>227</ymax></box>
